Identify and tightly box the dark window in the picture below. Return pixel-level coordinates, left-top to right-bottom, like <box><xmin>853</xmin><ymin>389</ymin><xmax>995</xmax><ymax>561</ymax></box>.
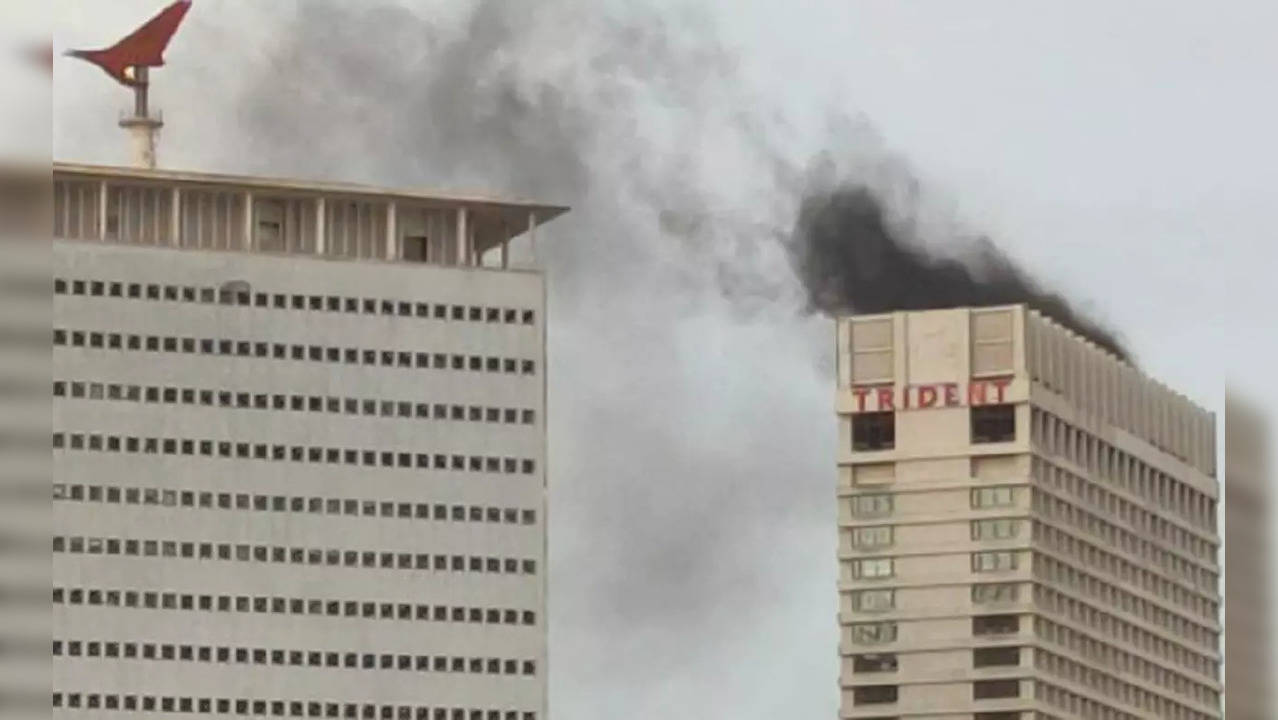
<box><xmin>972</xmin><ymin>615</ymin><xmax>1019</xmax><ymax>636</ymax></box>
<box><xmin>852</xmin><ymin>653</ymin><xmax>898</xmax><ymax>673</ymax></box>
<box><xmin>973</xmin><ymin>646</ymin><xmax>1020</xmax><ymax>668</ymax></box>
<box><xmin>972</xmin><ymin>679</ymin><xmax>1020</xmax><ymax>700</ymax></box>
<box><xmin>974</xmin><ymin>713</ymin><xmax>1022</xmax><ymax>720</ymax></box>
<box><xmin>852</xmin><ymin>412</ymin><xmax>895</xmax><ymax>451</ymax></box>
<box><xmin>403</xmin><ymin>236</ymin><xmax>429</xmax><ymax>262</ymax></box>
<box><xmin>972</xmin><ymin>405</ymin><xmax>1015</xmax><ymax>443</ymax></box>
<box><xmin>852</xmin><ymin>685</ymin><xmax>898</xmax><ymax>705</ymax></box>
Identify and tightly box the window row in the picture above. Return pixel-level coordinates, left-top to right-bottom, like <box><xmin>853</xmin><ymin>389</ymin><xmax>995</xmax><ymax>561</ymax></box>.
<box><xmin>1034</xmin><ymin>555</ymin><xmax>1215</xmax><ymax>653</ymax></box>
<box><xmin>52</xmin><ymin>692</ymin><xmax>536</xmax><ymax>719</ymax></box>
<box><xmin>850</xmin><ymin>404</ymin><xmax>1017</xmax><ymax>452</ymax></box>
<box><xmin>848</xmin><ymin>487</ymin><xmax>1018</xmax><ymax>522</ymax></box>
<box><xmin>53</xmin><ymin>640</ymin><xmax>537</xmax><ymax>676</ymax></box>
<box><xmin>1035</xmin><ymin>648</ymin><xmax>1216</xmax><ymax>720</ymax></box>
<box><xmin>52</xmin><ymin>586</ymin><xmax>536</xmax><ymax>626</ymax></box>
<box><xmin>1034</xmin><ymin>487</ymin><xmax>1216</xmax><ymax>596</ymax></box>
<box><xmin>52</xmin><ymin>433</ymin><xmax>538</xmax><ymax>475</ymax></box>
<box><xmin>52</xmin><ymin>535</ymin><xmax>538</xmax><ymax>575</ymax></box>
<box><xmin>1033</xmin><ymin>523</ymin><xmax>1214</xmax><ymax>622</ymax></box>
<box><xmin>53</xmin><ymin>483</ymin><xmax>538</xmax><ymax>526</ymax></box>
<box><xmin>52</xmin><ymin>328</ymin><xmax>538</xmax><ymax>375</ymax></box>
<box><xmin>1031</xmin><ymin>409</ymin><xmax>1215</xmax><ymax>533</ymax></box>
<box><xmin>847</xmin><ymin>614</ymin><xmax>1020</xmax><ymax>647</ymax></box>
<box><xmin>1035</xmin><ymin>616</ymin><xmax>1216</xmax><ymax>709</ymax></box>
<box><xmin>1033</xmin><ymin>585</ymin><xmax>1217</xmax><ymax>682</ymax></box>
<box><xmin>53</xmin><ymin>277</ymin><xmax>538</xmax><ymax>326</ymax></box>
<box><xmin>54</xmin><ymin>379</ymin><xmax>536</xmax><ymax>425</ymax></box>
<box><xmin>1035</xmin><ymin>681</ymin><xmax>1141</xmax><ymax>720</ymax></box>
<box><xmin>850</xmin><ymin>679</ymin><xmax>1024</xmax><ymax>706</ymax></box>
<box><xmin>853</xmin><ymin>582</ymin><xmax>1024</xmax><ymax>614</ymax></box>
<box><xmin>1033</xmin><ymin>456</ymin><xmax>1216</xmax><ymax>573</ymax></box>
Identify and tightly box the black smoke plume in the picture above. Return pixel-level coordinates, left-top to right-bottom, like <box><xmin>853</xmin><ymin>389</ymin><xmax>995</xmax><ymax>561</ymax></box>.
<box><xmin>792</xmin><ymin>179</ymin><xmax>1132</xmax><ymax>362</ymax></box>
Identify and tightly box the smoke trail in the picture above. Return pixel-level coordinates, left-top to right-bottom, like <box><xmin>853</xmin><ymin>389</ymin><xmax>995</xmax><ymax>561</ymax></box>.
<box><xmin>167</xmin><ymin>1</ymin><xmax>1128</xmax><ymax>717</ymax></box>
<box><xmin>229</xmin><ymin>2</ymin><xmax>837</xmax><ymax>719</ymax></box>
<box><xmin>789</xmin><ymin>158</ymin><xmax>1132</xmax><ymax>361</ymax></box>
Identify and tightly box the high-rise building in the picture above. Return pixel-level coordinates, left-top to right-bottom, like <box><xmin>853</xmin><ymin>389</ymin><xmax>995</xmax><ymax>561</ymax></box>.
<box><xmin>1223</xmin><ymin>393</ymin><xmax>1274</xmax><ymax>720</ymax></box>
<box><xmin>50</xmin><ymin>162</ymin><xmax>565</xmax><ymax>720</ymax></box>
<box><xmin>836</xmin><ymin>305</ymin><xmax>1221</xmax><ymax>720</ymax></box>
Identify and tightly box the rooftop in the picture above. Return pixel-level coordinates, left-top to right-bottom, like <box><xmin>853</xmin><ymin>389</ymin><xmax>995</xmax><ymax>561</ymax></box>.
<box><xmin>52</xmin><ymin>162</ymin><xmax>569</xmax><ymax>225</ymax></box>
<box><xmin>50</xmin><ymin>161</ymin><xmax>569</xmax><ymax>269</ymax></box>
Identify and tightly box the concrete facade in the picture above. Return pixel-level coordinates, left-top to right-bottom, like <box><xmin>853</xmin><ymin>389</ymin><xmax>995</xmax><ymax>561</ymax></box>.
<box><xmin>1223</xmin><ymin>394</ymin><xmax>1273</xmax><ymax>720</ymax></box>
<box><xmin>51</xmin><ymin>163</ymin><xmax>564</xmax><ymax>720</ymax></box>
<box><xmin>837</xmin><ymin>306</ymin><xmax>1221</xmax><ymax>720</ymax></box>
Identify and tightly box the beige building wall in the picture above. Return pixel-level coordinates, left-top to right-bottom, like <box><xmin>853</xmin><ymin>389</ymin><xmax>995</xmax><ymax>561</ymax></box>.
<box><xmin>837</xmin><ymin>306</ymin><xmax>1221</xmax><ymax>720</ymax></box>
<box><xmin>51</xmin><ymin>164</ymin><xmax>561</xmax><ymax>720</ymax></box>
<box><xmin>1223</xmin><ymin>394</ymin><xmax>1274</xmax><ymax>720</ymax></box>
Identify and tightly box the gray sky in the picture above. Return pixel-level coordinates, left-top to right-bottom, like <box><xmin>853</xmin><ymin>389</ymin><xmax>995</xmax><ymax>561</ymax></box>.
<box><xmin>26</xmin><ymin>1</ymin><xmax>1278</xmax><ymax>717</ymax></box>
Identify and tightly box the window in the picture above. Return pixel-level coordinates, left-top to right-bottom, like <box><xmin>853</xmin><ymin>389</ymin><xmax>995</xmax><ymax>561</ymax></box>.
<box><xmin>973</xmin><ymin>646</ymin><xmax>1020</xmax><ymax>668</ymax></box>
<box><xmin>851</xmin><ymin>589</ymin><xmax>894</xmax><ymax>612</ymax></box>
<box><xmin>970</xmin><ymin>310</ymin><xmax>1013</xmax><ymax>376</ymax></box>
<box><xmin>849</xmin><ymin>318</ymin><xmax>893</xmax><ymax>383</ymax></box>
<box><xmin>851</xmin><ymin>558</ymin><xmax>894</xmax><ymax>580</ymax></box>
<box><xmin>971</xmin><ymin>487</ymin><xmax>1014</xmax><ymax>508</ymax></box>
<box><xmin>849</xmin><ymin>621</ymin><xmax>897</xmax><ymax>645</ymax></box>
<box><xmin>972</xmin><ymin>614</ymin><xmax>1019</xmax><ymax>635</ymax></box>
<box><xmin>971</xmin><ymin>519</ymin><xmax>1020</xmax><ymax>541</ymax></box>
<box><xmin>850</xmin><ymin>526</ymin><xmax>894</xmax><ymax>549</ymax></box>
<box><xmin>972</xmin><ymin>679</ymin><xmax>1020</xmax><ymax>700</ymax></box>
<box><xmin>852</xmin><ymin>685</ymin><xmax>898</xmax><ymax>706</ymax></box>
<box><xmin>972</xmin><ymin>551</ymin><xmax>1017</xmax><ymax>573</ymax></box>
<box><xmin>971</xmin><ymin>583</ymin><xmax>1019</xmax><ymax>604</ymax></box>
<box><xmin>853</xmin><ymin>412</ymin><xmax>895</xmax><ymax>451</ymax></box>
<box><xmin>972</xmin><ymin>405</ymin><xmax>1015</xmax><ymax>443</ymax></box>
<box><xmin>852</xmin><ymin>653</ymin><xmax>898</xmax><ymax>673</ymax></box>
<box><xmin>851</xmin><ymin>494</ymin><xmax>893</xmax><ymax>518</ymax></box>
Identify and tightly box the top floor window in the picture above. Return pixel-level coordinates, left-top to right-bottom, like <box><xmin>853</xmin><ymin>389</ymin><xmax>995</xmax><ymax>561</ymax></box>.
<box><xmin>972</xmin><ymin>405</ymin><xmax>1015</xmax><ymax>444</ymax></box>
<box><xmin>853</xmin><ymin>412</ymin><xmax>896</xmax><ymax>451</ymax></box>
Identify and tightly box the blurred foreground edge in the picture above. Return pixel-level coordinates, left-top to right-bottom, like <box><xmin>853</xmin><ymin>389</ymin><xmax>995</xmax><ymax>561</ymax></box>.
<box><xmin>1223</xmin><ymin>391</ymin><xmax>1275</xmax><ymax>719</ymax></box>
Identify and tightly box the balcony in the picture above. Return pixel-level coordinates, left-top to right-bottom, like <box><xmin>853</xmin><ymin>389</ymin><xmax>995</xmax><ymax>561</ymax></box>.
<box><xmin>51</xmin><ymin>162</ymin><xmax>567</xmax><ymax>270</ymax></box>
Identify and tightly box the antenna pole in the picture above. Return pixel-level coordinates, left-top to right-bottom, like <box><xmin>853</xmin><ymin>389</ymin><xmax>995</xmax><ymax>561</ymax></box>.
<box><xmin>119</xmin><ymin>67</ymin><xmax>163</xmax><ymax>169</ymax></box>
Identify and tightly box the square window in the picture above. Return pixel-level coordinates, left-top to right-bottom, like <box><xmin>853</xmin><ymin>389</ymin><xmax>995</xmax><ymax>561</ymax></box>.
<box><xmin>972</xmin><ymin>405</ymin><xmax>1016</xmax><ymax>443</ymax></box>
<box><xmin>853</xmin><ymin>412</ymin><xmax>895</xmax><ymax>451</ymax></box>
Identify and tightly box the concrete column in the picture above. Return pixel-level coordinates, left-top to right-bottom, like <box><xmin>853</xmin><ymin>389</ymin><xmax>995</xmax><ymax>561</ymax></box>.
<box><xmin>315</xmin><ymin>198</ymin><xmax>326</xmax><ymax>255</ymax></box>
<box><xmin>456</xmin><ymin>208</ymin><xmax>469</xmax><ymax>266</ymax></box>
<box><xmin>98</xmin><ymin>181</ymin><xmax>109</xmax><ymax>240</ymax></box>
<box><xmin>385</xmin><ymin>202</ymin><xmax>398</xmax><ymax>261</ymax></box>
<box><xmin>527</xmin><ymin>211</ymin><xmax>538</xmax><ymax>264</ymax></box>
<box><xmin>243</xmin><ymin>192</ymin><xmax>254</xmax><ymax>251</ymax></box>
<box><xmin>170</xmin><ymin>187</ymin><xmax>181</xmax><ymax>247</ymax></box>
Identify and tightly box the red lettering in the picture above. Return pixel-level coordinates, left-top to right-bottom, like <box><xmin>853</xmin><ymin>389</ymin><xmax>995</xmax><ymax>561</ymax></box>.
<box><xmin>991</xmin><ymin>378</ymin><xmax>1011</xmax><ymax>403</ymax></box>
<box><xmin>876</xmin><ymin>387</ymin><xmax>895</xmax><ymax>411</ymax></box>
<box><xmin>853</xmin><ymin>387</ymin><xmax>870</xmax><ymax>413</ymax></box>
<box><xmin>968</xmin><ymin>381</ymin><xmax>987</xmax><ymax>406</ymax></box>
<box><xmin>942</xmin><ymin>383</ymin><xmax>960</xmax><ymax>407</ymax></box>
<box><xmin>917</xmin><ymin>385</ymin><xmax>938</xmax><ymax>408</ymax></box>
